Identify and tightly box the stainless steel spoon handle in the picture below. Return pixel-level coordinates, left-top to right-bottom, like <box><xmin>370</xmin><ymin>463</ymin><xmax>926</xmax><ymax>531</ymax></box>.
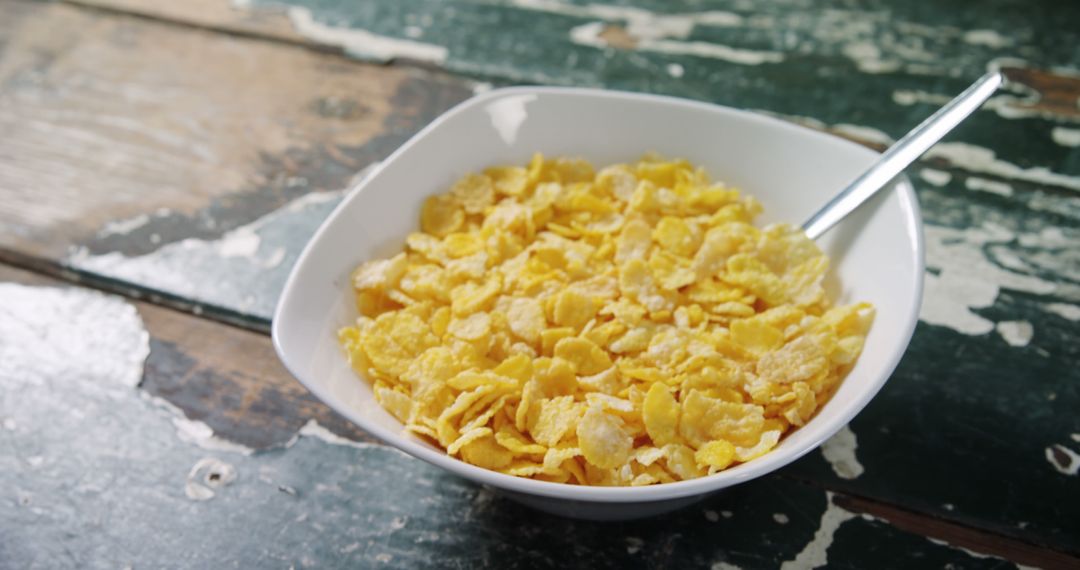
<box><xmin>801</xmin><ymin>71</ymin><xmax>1004</xmax><ymax>240</ymax></box>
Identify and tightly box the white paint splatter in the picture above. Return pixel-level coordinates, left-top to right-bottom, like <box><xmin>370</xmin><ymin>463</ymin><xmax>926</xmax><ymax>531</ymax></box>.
<box><xmin>637</xmin><ymin>39</ymin><xmax>783</xmax><ymax>65</ymax></box>
<box><xmin>0</xmin><ymin>284</ymin><xmax>148</xmax><ymax>392</ymax></box>
<box><xmin>832</xmin><ymin>124</ymin><xmax>894</xmax><ymax>146</ymax></box>
<box><xmin>921</xmin><ymin>224</ymin><xmax>1057</xmax><ymax>335</ymax></box>
<box><xmin>298</xmin><ymin>419</ymin><xmax>375</xmax><ymax>450</ymax></box>
<box><xmin>1071</xmin><ymin>434</ymin><xmax>1080</xmax><ymax>443</ymax></box>
<box><xmin>1051</xmin><ymin>127</ymin><xmax>1080</xmax><ymax>148</ymax></box>
<box><xmin>995</xmin><ymin>320</ymin><xmax>1033</xmax><ymax>347</ymax></box>
<box><xmin>779</xmin><ymin>493</ymin><xmax>856</xmax><ymax>570</ymax></box>
<box><xmin>773</xmin><ymin>513</ymin><xmax>790</xmax><ymax>524</ymax></box>
<box><xmin>1045</xmin><ymin>444</ymin><xmax>1080</xmax><ymax>476</ymax></box>
<box><xmin>172</xmin><ymin>417</ymin><xmax>255</xmax><ymax>455</ymax></box>
<box><xmin>185</xmin><ymin>457</ymin><xmax>237</xmax><ymax>501</ymax></box>
<box><xmin>569</xmin><ymin>22</ymin><xmax>782</xmax><ymax>65</ymax></box>
<box><xmin>925</xmin><ymin>537</ymin><xmax>1037</xmax><ymax>569</ymax></box>
<box><xmin>217</xmin><ymin>227</ymin><xmax>261</xmax><ymax>258</ymax></box>
<box><xmin>625</xmin><ymin>536</ymin><xmax>644</xmax><ymax>555</ymax></box>
<box><xmin>287</xmin><ymin>7</ymin><xmax>448</xmax><ymax>64</ymax></box>
<box><xmin>666</xmin><ymin>63</ymin><xmax>685</xmax><ymax>78</ymax></box>
<box><xmin>927</xmin><ymin>142</ymin><xmax>1080</xmax><ymax>191</ymax></box>
<box><xmin>704</xmin><ymin>509</ymin><xmax>720</xmax><ymax>522</ymax></box>
<box><xmin>721</xmin><ymin>510</ymin><xmax>733</xmax><ymax>519</ymax></box>
<box><xmin>821</xmin><ymin>425</ymin><xmax>864</xmax><ymax>480</ymax></box>
<box><xmin>68</xmin><ymin>188</ymin><xmax>347</xmax><ymax>318</ymax></box>
<box><xmin>99</xmin><ymin>214</ymin><xmax>151</xmax><ymax>237</ymax></box>
<box><xmin>511</xmin><ymin>0</ymin><xmax>742</xmax><ymax>40</ymax></box>
<box><xmin>919</xmin><ymin>169</ymin><xmax>952</xmax><ymax>187</ymax></box>
<box><xmin>842</xmin><ymin>41</ymin><xmax>901</xmax><ymax>74</ymax></box>
<box><xmin>892</xmin><ymin>89</ymin><xmax>950</xmax><ymax>107</ymax></box>
<box><xmin>962</xmin><ymin>29</ymin><xmax>1012</xmax><ymax>48</ymax></box>
<box><xmin>964</xmin><ymin>177</ymin><xmax>1014</xmax><ymax>197</ymax></box>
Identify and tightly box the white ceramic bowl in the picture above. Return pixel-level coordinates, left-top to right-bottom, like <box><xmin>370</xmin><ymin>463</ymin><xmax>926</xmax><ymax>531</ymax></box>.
<box><xmin>272</xmin><ymin>87</ymin><xmax>924</xmax><ymax>521</ymax></box>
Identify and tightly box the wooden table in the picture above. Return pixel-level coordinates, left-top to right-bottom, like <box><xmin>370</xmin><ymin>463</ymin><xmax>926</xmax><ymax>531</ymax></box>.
<box><xmin>2</xmin><ymin>1</ymin><xmax>1077</xmax><ymax>567</ymax></box>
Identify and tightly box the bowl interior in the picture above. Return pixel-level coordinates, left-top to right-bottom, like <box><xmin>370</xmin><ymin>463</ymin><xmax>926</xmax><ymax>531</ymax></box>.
<box><xmin>273</xmin><ymin>88</ymin><xmax>923</xmax><ymax>502</ymax></box>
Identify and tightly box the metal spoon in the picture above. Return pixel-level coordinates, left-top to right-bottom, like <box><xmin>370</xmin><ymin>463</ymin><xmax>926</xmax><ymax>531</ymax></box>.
<box><xmin>801</xmin><ymin>71</ymin><xmax>1004</xmax><ymax>240</ymax></box>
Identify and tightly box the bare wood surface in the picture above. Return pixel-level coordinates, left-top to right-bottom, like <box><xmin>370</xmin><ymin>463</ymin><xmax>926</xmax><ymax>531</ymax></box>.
<box><xmin>0</xmin><ymin>0</ymin><xmax>472</xmax><ymax>260</ymax></box>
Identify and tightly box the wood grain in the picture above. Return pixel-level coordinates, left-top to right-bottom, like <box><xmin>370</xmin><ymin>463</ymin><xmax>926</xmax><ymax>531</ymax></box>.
<box><xmin>0</xmin><ymin>0</ymin><xmax>470</xmax><ymax>260</ymax></box>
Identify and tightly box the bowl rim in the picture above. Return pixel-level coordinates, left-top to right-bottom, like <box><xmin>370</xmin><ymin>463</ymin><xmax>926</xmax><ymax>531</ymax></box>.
<box><xmin>272</xmin><ymin>85</ymin><xmax>925</xmax><ymax>503</ymax></box>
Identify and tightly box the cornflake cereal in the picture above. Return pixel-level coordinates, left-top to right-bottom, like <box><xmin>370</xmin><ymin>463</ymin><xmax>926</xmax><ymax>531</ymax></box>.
<box><xmin>338</xmin><ymin>154</ymin><xmax>874</xmax><ymax>486</ymax></box>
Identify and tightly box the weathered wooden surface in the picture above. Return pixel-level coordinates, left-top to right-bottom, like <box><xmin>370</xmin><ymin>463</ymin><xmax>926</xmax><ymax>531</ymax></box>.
<box><xmin>0</xmin><ymin>0</ymin><xmax>474</xmax><ymax>262</ymax></box>
<box><xmin>2</xmin><ymin>263</ymin><xmax>1075</xmax><ymax>569</ymax></box>
<box><xmin>1</xmin><ymin>0</ymin><xmax>1079</xmax><ymax>566</ymax></box>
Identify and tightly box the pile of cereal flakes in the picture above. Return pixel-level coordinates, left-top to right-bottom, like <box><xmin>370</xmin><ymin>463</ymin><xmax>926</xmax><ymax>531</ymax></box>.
<box><xmin>338</xmin><ymin>154</ymin><xmax>873</xmax><ymax>486</ymax></box>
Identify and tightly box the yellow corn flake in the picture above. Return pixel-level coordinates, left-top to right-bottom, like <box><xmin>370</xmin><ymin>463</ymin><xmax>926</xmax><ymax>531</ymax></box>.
<box><xmin>460</xmin><ymin>434</ymin><xmax>514</xmax><ymax>470</ymax></box>
<box><xmin>553</xmin><ymin>289</ymin><xmax>598</xmax><ymax>330</ymax></box>
<box><xmin>448</xmin><ymin>312</ymin><xmax>492</xmax><ymax>341</ymax></box>
<box><xmin>450</xmin><ymin>173</ymin><xmax>495</xmax><ymax>214</ymax></box>
<box><xmin>694</xmin><ymin>440</ymin><xmax>736</xmax><ymax>470</ymax></box>
<box><xmin>530</xmin><ymin>396</ymin><xmax>584</xmax><ymax>446</ymax></box>
<box><xmin>577</xmin><ymin>405</ymin><xmax>633</xmax><ymax>469</ymax></box>
<box><xmin>420</xmin><ymin>195</ymin><xmax>465</xmax><ymax>238</ymax></box>
<box><xmin>642</xmin><ymin>382</ymin><xmax>680</xmax><ymax>446</ymax></box>
<box><xmin>734</xmin><ymin>430</ymin><xmax>782</xmax><ymax>462</ymax></box>
<box><xmin>553</xmin><ymin>337</ymin><xmax>612</xmax><ymax>376</ymax></box>
<box><xmin>338</xmin><ymin>155</ymin><xmax>873</xmax><ymax>485</ymax></box>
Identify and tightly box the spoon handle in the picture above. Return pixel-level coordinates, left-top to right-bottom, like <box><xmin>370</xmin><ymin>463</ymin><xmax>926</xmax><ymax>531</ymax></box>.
<box><xmin>801</xmin><ymin>71</ymin><xmax>1004</xmax><ymax>240</ymax></box>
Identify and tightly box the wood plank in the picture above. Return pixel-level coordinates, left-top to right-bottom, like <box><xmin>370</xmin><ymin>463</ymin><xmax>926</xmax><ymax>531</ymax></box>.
<box><xmin>0</xmin><ymin>262</ymin><xmax>372</xmax><ymax>448</ymax></box>
<box><xmin>2</xmin><ymin>0</ymin><xmax>1079</xmax><ymax>559</ymax></box>
<box><xmin>0</xmin><ymin>0</ymin><xmax>474</xmax><ymax>261</ymax></box>
<box><xmin>3</xmin><ymin>260</ymin><xmax>1073</xmax><ymax>568</ymax></box>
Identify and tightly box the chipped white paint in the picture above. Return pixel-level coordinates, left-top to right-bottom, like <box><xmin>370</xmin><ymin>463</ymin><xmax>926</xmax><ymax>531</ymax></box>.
<box><xmin>185</xmin><ymin>457</ymin><xmax>237</xmax><ymax>501</ymax></box>
<box><xmin>892</xmin><ymin>89</ymin><xmax>951</xmax><ymax>107</ymax></box>
<box><xmin>69</xmin><ymin>188</ymin><xmax>347</xmax><ymax>318</ymax></box>
<box><xmin>704</xmin><ymin>509</ymin><xmax>720</xmax><ymax>522</ymax></box>
<box><xmin>779</xmin><ymin>493</ymin><xmax>855</xmax><ymax>570</ymax></box>
<box><xmin>1045</xmin><ymin>444</ymin><xmax>1080</xmax><ymax>476</ymax></box>
<box><xmin>511</xmin><ymin>0</ymin><xmax>742</xmax><ymax>41</ymax></box>
<box><xmin>842</xmin><ymin>41</ymin><xmax>900</xmax><ymax>74</ymax></box>
<box><xmin>921</xmin><ymin>224</ymin><xmax>1058</xmax><ymax>335</ymax></box>
<box><xmin>926</xmin><ymin>537</ymin><xmax>1037</xmax><ymax>569</ymax></box>
<box><xmin>99</xmin><ymin>213</ymin><xmax>151</xmax><ymax>237</ymax></box>
<box><xmin>995</xmin><ymin>320</ymin><xmax>1033</xmax><ymax>347</ymax></box>
<box><xmin>1051</xmin><ymin>127</ymin><xmax>1080</xmax><ymax>147</ymax></box>
<box><xmin>773</xmin><ymin>513</ymin><xmax>790</xmax><ymax>524</ymax></box>
<box><xmin>217</xmin><ymin>227</ymin><xmax>261</xmax><ymax>258</ymax></box>
<box><xmin>570</xmin><ymin>22</ymin><xmax>783</xmax><ymax>65</ymax></box>
<box><xmin>919</xmin><ymin>168</ymin><xmax>952</xmax><ymax>187</ymax></box>
<box><xmin>821</xmin><ymin>425</ymin><xmax>864</xmax><ymax>480</ymax></box>
<box><xmin>172</xmin><ymin>416</ymin><xmax>256</xmax><ymax>455</ymax></box>
<box><xmin>927</xmin><ymin>142</ymin><xmax>1080</xmax><ymax>192</ymax></box>
<box><xmin>832</xmin><ymin>124</ymin><xmax>894</xmax><ymax>146</ymax></box>
<box><xmin>287</xmin><ymin>7</ymin><xmax>448</xmax><ymax>63</ymax></box>
<box><xmin>0</xmin><ymin>284</ymin><xmax>149</xmax><ymax>392</ymax></box>
<box><xmin>637</xmin><ymin>39</ymin><xmax>783</xmax><ymax>65</ymax></box>
<box><xmin>962</xmin><ymin>29</ymin><xmax>1012</xmax><ymax>48</ymax></box>
<box><xmin>298</xmin><ymin>419</ymin><xmax>376</xmax><ymax>450</ymax></box>
<box><xmin>964</xmin><ymin>177</ymin><xmax>1014</xmax><ymax>197</ymax></box>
